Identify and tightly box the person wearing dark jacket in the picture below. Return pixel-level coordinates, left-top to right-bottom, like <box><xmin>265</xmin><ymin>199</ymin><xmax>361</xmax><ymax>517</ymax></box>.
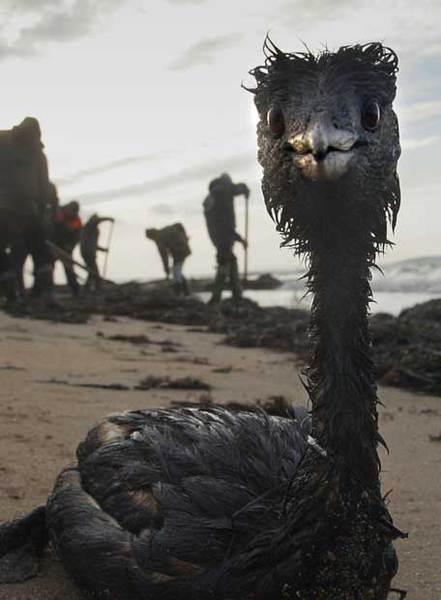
<box><xmin>11</xmin><ymin>181</ymin><xmax>59</xmax><ymax>299</ymax></box>
<box><xmin>0</xmin><ymin>117</ymin><xmax>55</xmax><ymax>306</ymax></box>
<box><xmin>145</xmin><ymin>223</ymin><xmax>191</xmax><ymax>296</ymax></box>
<box><xmin>203</xmin><ymin>173</ymin><xmax>249</xmax><ymax>304</ymax></box>
<box><xmin>80</xmin><ymin>214</ymin><xmax>114</xmax><ymax>293</ymax></box>
<box><xmin>52</xmin><ymin>200</ymin><xmax>82</xmax><ymax>297</ymax></box>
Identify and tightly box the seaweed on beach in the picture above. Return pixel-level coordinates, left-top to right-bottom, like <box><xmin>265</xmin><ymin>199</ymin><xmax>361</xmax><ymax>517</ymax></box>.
<box><xmin>169</xmin><ymin>394</ymin><xmax>294</xmax><ymax>416</ymax></box>
<box><xmin>4</xmin><ymin>283</ymin><xmax>441</xmax><ymax>396</ymax></box>
<box><xmin>371</xmin><ymin>301</ymin><xmax>441</xmax><ymax>395</ymax></box>
<box><xmin>135</xmin><ymin>375</ymin><xmax>211</xmax><ymax>391</ymax></box>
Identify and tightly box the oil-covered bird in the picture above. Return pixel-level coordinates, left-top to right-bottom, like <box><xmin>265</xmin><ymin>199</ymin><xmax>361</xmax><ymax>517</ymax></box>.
<box><xmin>0</xmin><ymin>40</ymin><xmax>405</xmax><ymax>599</ymax></box>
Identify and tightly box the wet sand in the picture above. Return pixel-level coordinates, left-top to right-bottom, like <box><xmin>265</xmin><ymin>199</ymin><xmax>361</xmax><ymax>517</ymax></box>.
<box><xmin>0</xmin><ymin>311</ymin><xmax>440</xmax><ymax>599</ymax></box>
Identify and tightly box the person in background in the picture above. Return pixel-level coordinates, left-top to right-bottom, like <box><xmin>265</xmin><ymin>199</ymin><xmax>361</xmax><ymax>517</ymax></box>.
<box><xmin>11</xmin><ymin>181</ymin><xmax>59</xmax><ymax>299</ymax></box>
<box><xmin>80</xmin><ymin>214</ymin><xmax>114</xmax><ymax>293</ymax></box>
<box><xmin>52</xmin><ymin>200</ymin><xmax>82</xmax><ymax>297</ymax></box>
<box><xmin>145</xmin><ymin>223</ymin><xmax>191</xmax><ymax>296</ymax></box>
<box><xmin>203</xmin><ymin>173</ymin><xmax>249</xmax><ymax>304</ymax></box>
<box><xmin>0</xmin><ymin>117</ymin><xmax>55</xmax><ymax>306</ymax></box>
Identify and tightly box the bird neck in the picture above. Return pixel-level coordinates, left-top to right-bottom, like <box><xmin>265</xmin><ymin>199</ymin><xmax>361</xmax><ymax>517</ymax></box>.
<box><xmin>307</xmin><ymin>233</ymin><xmax>381</xmax><ymax>484</ymax></box>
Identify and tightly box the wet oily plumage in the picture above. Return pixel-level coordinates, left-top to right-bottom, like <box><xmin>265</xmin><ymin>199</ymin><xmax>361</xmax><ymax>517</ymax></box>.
<box><xmin>48</xmin><ymin>408</ymin><xmax>309</xmax><ymax>600</ymax></box>
<box><xmin>252</xmin><ymin>40</ymin><xmax>400</xmax><ymax>254</ymax></box>
<box><xmin>250</xmin><ymin>40</ymin><xmax>402</xmax><ymax>482</ymax></box>
<box><xmin>245</xmin><ymin>39</ymin><xmax>405</xmax><ymax>597</ymax></box>
<box><xmin>0</xmin><ymin>42</ymin><xmax>405</xmax><ymax>599</ymax></box>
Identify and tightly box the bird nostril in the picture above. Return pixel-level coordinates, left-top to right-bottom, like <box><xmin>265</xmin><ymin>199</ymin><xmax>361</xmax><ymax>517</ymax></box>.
<box><xmin>313</xmin><ymin>148</ymin><xmax>328</xmax><ymax>161</ymax></box>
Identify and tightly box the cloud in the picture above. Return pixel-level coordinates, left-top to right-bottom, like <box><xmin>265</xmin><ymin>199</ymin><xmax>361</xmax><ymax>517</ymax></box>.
<box><xmin>399</xmin><ymin>101</ymin><xmax>441</xmax><ymax>125</ymax></box>
<box><xmin>79</xmin><ymin>152</ymin><xmax>256</xmax><ymax>205</ymax></box>
<box><xmin>165</xmin><ymin>0</ymin><xmax>206</xmax><ymax>3</ymax></box>
<box><xmin>276</xmin><ymin>0</ymin><xmax>357</xmax><ymax>28</ymax></box>
<box><xmin>56</xmin><ymin>153</ymin><xmax>158</xmax><ymax>186</ymax></box>
<box><xmin>169</xmin><ymin>33</ymin><xmax>243</xmax><ymax>72</ymax></box>
<box><xmin>0</xmin><ymin>0</ymin><xmax>60</xmax><ymax>13</ymax></box>
<box><xmin>0</xmin><ymin>0</ymin><xmax>125</xmax><ymax>59</ymax></box>
<box><xmin>0</xmin><ymin>40</ymin><xmax>32</xmax><ymax>59</ymax></box>
<box><xmin>267</xmin><ymin>0</ymin><xmax>441</xmax><ymax>63</ymax></box>
<box><xmin>150</xmin><ymin>203</ymin><xmax>176</xmax><ymax>215</ymax></box>
<box><xmin>401</xmin><ymin>135</ymin><xmax>440</xmax><ymax>151</ymax></box>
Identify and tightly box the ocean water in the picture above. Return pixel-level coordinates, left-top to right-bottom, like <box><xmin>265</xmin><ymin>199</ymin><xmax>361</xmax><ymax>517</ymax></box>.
<box><xmin>197</xmin><ymin>288</ymin><xmax>440</xmax><ymax>316</ymax></box>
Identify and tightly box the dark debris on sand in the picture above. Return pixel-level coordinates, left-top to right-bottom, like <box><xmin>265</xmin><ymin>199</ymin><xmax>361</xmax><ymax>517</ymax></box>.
<box><xmin>370</xmin><ymin>301</ymin><xmax>441</xmax><ymax>396</ymax></box>
<box><xmin>101</xmin><ymin>332</ymin><xmax>182</xmax><ymax>352</ymax></box>
<box><xmin>169</xmin><ymin>394</ymin><xmax>294</xmax><ymax>416</ymax></box>
<box><xmin>37</xmin><ymin>375</ymin><xmax>210</xmax><ymax>392</ymax></box>
<box><xmin>4</xmin><ymin>283</ymin><xmax>441</xmax><ymax>396</ymax></box>
<box><xmin>135</xmin><ymin>375</ymin><xmax>211</xmax><ymax>391</ymax></box>
<box><xmin>38</xmin><ymin>378</ymin><xmax>131</xmax><ymax>391</ymax></box>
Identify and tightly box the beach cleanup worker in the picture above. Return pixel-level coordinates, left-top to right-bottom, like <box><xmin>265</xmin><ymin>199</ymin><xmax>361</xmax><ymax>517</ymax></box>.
<box><xmin>203</xmin><ymin>173</ymin><xmax>249</xmax><ymax>304</ymax></box>
<box><xmin>52</xmin><ymin>200</ymin><xmax>82</xmax><ymax>297</ymax></box>
<box><xmin>0</xmin><ymin>117</ymin><xmax>55</xmax><ymax>306</ymax></box>
<box><xmin>80</xmin><ymin>214</ymin><xmax>114</xmax><ymax>293</ymax></box>
<box><xmin>11</xmin><ymin>181</ymin><xmax>59</xmax><ymax>299</ymax></box>
<box><xmin>145</xmin><ymin>223</ymin><xmax>191</xmax><ymax>296</ymax></box>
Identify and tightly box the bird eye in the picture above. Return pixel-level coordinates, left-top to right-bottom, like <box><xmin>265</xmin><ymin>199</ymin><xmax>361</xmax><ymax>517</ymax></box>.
<box><xmin>361</xmin><ymin>99</ymin><xmax>381</xmax><ymax>131</ymax></box>
<box><xmin>267</xmin><ymin>106</ymin><xmax>285</xmax><ymax>137</ymax></box>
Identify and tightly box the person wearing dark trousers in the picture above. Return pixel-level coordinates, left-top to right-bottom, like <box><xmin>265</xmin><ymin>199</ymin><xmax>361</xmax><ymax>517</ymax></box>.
<box><xmin>145</xmin><ymin>223</ymin><xmax>191</xmax><ymax>296</ymax></box>
<box><xmin>203</xmin><ymin>173</ymin><xmax>249</xmax><ymax>304</ymax></box>
<box><xmin>9</xmin><ymin>219</ymin><xmax>54</xmax><ymax>300</ymax></box>
<box><xmin>0</xmin><ymin>240</ymin><xmax>17</xmax><ymax>306</ymax></box>
<box><xmin>0</xmin><ymin>117</ymin><xmax>56</xmax><ymax>306</ymax></box>
<box><xmin>52</xmin><ymin>201</ymin><xmax>82</xmax><ymax>297</ymax></box>
<box><xmin>11</xmin><ymin>181</ymin><xmax>59</xmax><ymax>299</ymax></box>
<box><xmin>80</xmin><ymin>214</ymin><xmax>114</xmax><ymax>293</ymax></box>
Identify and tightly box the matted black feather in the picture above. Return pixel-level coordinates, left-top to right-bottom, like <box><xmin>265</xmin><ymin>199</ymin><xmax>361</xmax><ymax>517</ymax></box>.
<box><xmin>250</xmin><ymin>36</ymin><xmax>398</xmax><ymax>107</ymax></box>
<box><xmin>249</xmin><ymin>37</ymin><xmax>401</xmax><ymax>257</ymax></box>
<box><xmin>245</xmin><ymin>37</ymin><xmax>404</xmax><ymax>598</ymax></box>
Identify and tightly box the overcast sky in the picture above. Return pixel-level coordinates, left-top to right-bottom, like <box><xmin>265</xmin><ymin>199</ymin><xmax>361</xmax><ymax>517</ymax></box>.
<box><xmin>1</xmin><ymin>0</ymin><xmax>440</xmax><ymax>281</ymax></box>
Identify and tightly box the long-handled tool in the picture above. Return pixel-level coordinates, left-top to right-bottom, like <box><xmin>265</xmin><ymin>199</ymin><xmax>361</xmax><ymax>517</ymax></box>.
<box><xmin>243</xmin><ymin>193</ymin><xmax>250</xmax><ymax>282</ymax></box>
<box><xmin>46</xmin><ymin>240</ymin><xmax>114</xmax><ymax>285</ymax></box>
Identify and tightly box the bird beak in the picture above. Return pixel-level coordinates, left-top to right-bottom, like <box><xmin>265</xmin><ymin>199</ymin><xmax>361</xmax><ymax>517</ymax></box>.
<box><xmin>288</xmin><ymin>115</ymin><xmax>359</xmax><ymax>182</ymax></box>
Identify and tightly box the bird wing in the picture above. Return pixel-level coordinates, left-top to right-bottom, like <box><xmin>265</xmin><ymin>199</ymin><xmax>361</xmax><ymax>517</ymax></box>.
<box><xmin>47</xmin><ymin>407</ymin><xmax>307</xmax><ymax>598</ymax></box>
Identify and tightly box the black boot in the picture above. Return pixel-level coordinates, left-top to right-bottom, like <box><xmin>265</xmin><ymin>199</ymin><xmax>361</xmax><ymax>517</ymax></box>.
<box><xmin>209</xmin><ymin>265</ymin><xmax>227</xmax><ymax>304</ymax></box>
<box><xmin>181</xmin><ymin>276</ymin><xmax>190</xmax><ymax>297</ymax></box>
<box><xmin>33</xmin><ymin>265</ymin><xmax>60</xmax><ymax>309</ymax></box>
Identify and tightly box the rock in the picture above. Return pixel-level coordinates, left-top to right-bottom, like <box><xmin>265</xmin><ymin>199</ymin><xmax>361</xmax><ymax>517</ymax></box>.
<box><xmin>244</xmin><ymin>273</ymin><xmax>282</xmax><ymax>290</ymax></box>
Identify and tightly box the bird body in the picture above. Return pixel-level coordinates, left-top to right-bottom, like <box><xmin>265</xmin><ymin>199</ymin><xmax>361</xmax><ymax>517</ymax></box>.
<box><xmin>0</xmin><ymin>40</ymin><xmax>405</xmax><ymax>599</ymax></box>
<box><xmin>48</xmin><ymin>408</ymin><xmax>308</xmax><ymax>599</ymax></box>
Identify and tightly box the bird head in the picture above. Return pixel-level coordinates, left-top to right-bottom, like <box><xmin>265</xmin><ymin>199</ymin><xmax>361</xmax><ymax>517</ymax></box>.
<box><xmin>248</xmin><ymin>40</ymin><xmax>401</xmax><ymax>253</ymax></box>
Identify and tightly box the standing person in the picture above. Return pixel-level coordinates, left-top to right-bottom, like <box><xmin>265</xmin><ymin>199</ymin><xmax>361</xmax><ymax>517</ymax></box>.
<box><xmin>145</xmin><ymin>223</ymin><xmax>191</xmax><ymax>296</ymax></box>
<box><xmin>203</xmin><ymin>173</ymin><xmax>249</xmax><ymax>304</ymax></box>
<box><xmin>0</xmin><ymin>117</ymin><xmax>55</xmax><ymax>307</ymax></box>
<box><xmin>52</xmin><ymin>200</ymin><xmax>82</xmax><ymax>297</ymax></box>
<box><xmin>80</xmin><ymin>214</ymin><xmax>114</xmax><ymax>293</ymax></box>
<box><xmin>11</xmin><ymin>181</ymin><xmax>59</xmax><ymax>299</ymax></box>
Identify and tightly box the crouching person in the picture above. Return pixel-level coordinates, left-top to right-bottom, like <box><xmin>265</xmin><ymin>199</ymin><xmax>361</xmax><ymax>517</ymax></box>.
<box><xmin>145</xmin><ymin>223</ymin><xmax>191</xmax><ymax>296</ymax></box>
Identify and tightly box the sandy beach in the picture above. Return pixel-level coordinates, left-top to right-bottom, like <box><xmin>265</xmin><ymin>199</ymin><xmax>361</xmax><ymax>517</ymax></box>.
<box><xmin>0</xmin><ymin>310</ymin><xmax>440</xmax><ymax>599</ymax></box>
